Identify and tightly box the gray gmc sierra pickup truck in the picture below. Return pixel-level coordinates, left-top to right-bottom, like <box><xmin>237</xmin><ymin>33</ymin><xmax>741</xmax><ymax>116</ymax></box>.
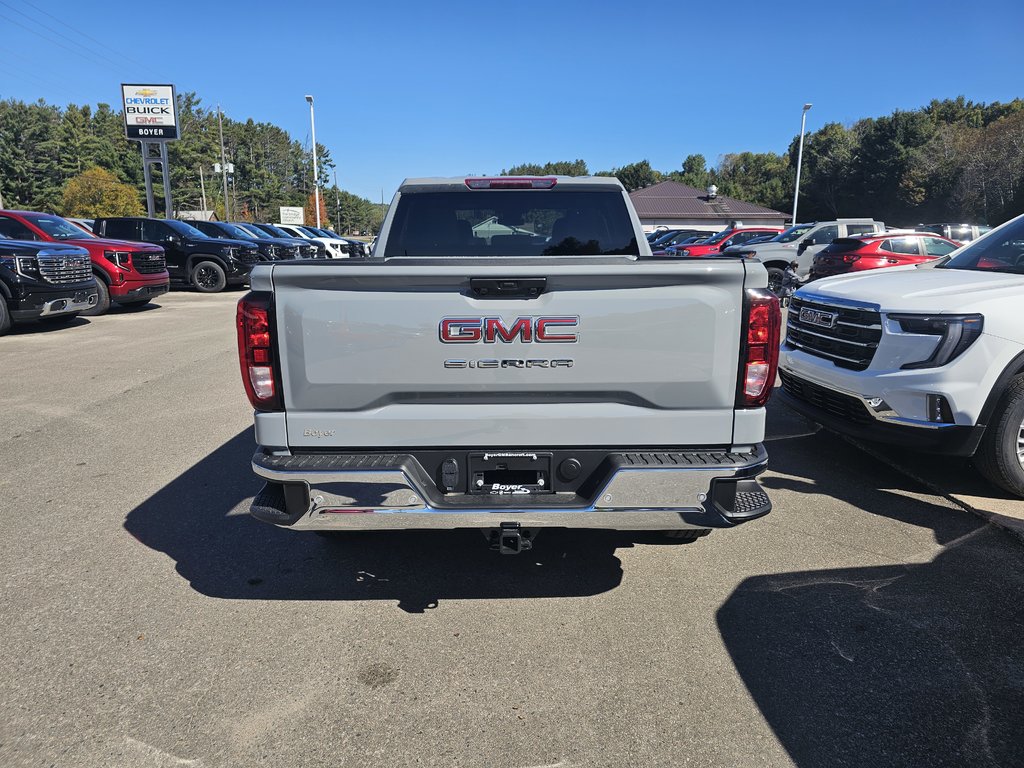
<box><xmin>237</xmin><ymin>176</ymin><xmax>781</xmax><ymax>553</ymax></box>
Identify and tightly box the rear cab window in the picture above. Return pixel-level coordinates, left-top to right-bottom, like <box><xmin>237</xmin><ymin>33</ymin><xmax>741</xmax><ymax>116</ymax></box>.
<box><xmin>383</xmin><ymin>188</ymin><xmax>639</xmax><ymax>257</ymax></box>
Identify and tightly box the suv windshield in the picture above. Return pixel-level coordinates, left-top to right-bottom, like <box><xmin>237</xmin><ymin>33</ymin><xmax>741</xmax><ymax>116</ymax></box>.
<box><xmin>26</xmin><ymin>214</ymin><xmax>93</xmax><ymax>240</ymax></box>
<box><xmin>236</xmin><ymin>223</ymin><xmax>270</xmax><ymax>239</ymax></box>
<box><xmin>939</xmin><ymin>218</ymin><xmax>1024</xmax><ymax>274</ymax></box>
<box><xmin>384</xmin><ymin>189</ymin><xmax>639</xmax><ymax>257</ymax></box>
<box><xmin>219</xmin><ymin>223</ymin><xmax>256</xmax><ymax>239</ymax></box>
<box><xmin>167</xmin><ymin>220</ymin><xmax>208</xmax><ymax>238</ymax></box>
<box><xmin>773</xmin><ymin>224</ymin><xmax>814</xmax><ymax>243</ymax></box>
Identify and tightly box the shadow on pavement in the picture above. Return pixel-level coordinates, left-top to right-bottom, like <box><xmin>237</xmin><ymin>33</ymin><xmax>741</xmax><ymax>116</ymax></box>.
<box><xmin>722</xmin><ymin>402</ymin><xmax>1024</xmax><ymax>766</ymax></box>
<box><xmin>761</xmin><ymin>404</ymin><xmax>981</xmax><ymax>546</ymax></box>
<box><xmin>123</xmin><ymin>428</ymin><xmax>699</xmax><ymax>610</ymax></box>
<box><xmin>717</xmin><ymin>526</ymin><xmax>1024</xmax><ymax>767</ymax></box>
<box><xmin>10</xmin><ymin>316</ymin><xmax>91</xmax><ymax>335</ymax></box>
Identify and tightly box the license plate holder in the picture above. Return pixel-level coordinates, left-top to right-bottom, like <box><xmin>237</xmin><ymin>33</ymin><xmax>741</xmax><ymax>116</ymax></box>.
<box><xmin>468</xmin><ymin>451</ymin><xmax>552</xmax><ymax>495</ymax></box>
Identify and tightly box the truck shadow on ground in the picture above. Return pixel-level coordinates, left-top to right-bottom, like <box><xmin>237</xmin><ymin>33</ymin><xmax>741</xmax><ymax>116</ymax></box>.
<box><xmin>123</xmin><ymin>428</ymin><xmax>699</xmax><ymax>611</ymax></box>
<box><xmin>723</xmin><ymin>404</ymin><xmax>1024</xmax><ymax>766</ymax></box>
<box><xmin>717</xmin><ymin>526</ymin><xmax>1024</xmax><ymax>767</ymax></box>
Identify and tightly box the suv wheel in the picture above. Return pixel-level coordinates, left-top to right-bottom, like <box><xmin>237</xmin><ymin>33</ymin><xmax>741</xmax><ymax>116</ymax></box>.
<box><xmin>766</xmin><ymin>267</ymin><xmax>785</xmax><ymax>296</ymax></box>
<box><xmin>976</xmin><ymin>375</ymin><xmax>1024</xmax><ymax>498</ymax></box>
<box><xmin>81</xmin><ymin>278</ymin><xmax>110</xmax><ymax>316</ymax></box>
<box><xmin>192</xmin><ymin>260</ymin><xmax>227</xmax><ymax>293</ymax></box>
<box><xmin>0</xmin><ymin>298</ymin><xmax>11</xmax><ymax>336</ymax></box>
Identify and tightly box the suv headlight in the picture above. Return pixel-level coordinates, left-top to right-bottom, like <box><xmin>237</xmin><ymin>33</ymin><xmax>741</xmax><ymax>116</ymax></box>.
<box><xmin>890</xmin><ymin>314</ymin><xmax>984</xmax><ymax>369</ymax></box>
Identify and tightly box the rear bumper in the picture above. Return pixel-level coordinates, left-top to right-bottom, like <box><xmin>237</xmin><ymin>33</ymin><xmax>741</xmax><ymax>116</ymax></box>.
<box><xmin>249</xmin><ymin>446</ymin><xmax>772</xmax><ymax>531</ymax></box>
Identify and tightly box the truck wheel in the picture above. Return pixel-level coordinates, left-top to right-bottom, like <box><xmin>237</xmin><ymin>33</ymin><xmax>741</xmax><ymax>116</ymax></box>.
<box><xmin>766</xmin><ymin>267</ymin><xmax>785</xmax><ymax>296</ymax></box>
<box><xmin>192</xmin><ymin>261</ymin><xmax>227</xmax><ymax>293</ymax></box>
<box><xmin>0</xmin><ymin>299</ymin><xmax>11</xmax><ymax>336</ymax></box>
<box><xmin>81</xmin><ymin>279</ymin><xmax>110</xmax><ymax>316</ymax></box>
<box><xmin>976</xmin><ymin>375</ymin><xmax>1024</xmax><ymax>498</ymax></box>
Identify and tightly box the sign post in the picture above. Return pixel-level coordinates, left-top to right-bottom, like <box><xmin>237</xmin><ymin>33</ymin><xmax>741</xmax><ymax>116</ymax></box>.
<box><xmin>121</xmin><ymin>84</ymin><xmax>179</xmax><ymax>218</ymax></box>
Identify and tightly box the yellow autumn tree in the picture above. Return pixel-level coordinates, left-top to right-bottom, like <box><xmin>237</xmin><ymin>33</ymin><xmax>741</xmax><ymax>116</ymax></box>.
<box><xmin>303</xmin><ymin>190</ymin><xmax>329</xmax><ymax>228</ymax></box>
<box><xmin>61</xmin><ymin>167</ymin><xmax>143</xmax><ymax>218</ymax></box>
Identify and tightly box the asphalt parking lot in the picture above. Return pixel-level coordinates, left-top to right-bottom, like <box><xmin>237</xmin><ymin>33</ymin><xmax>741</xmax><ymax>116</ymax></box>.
<box><xmin>2</xmin><ymin>292</ymin><xmax>1023</xmax><ymax>768</ymax></box>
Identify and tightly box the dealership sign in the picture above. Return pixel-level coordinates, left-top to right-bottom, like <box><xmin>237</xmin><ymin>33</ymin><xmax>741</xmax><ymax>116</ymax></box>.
<box><xmin>279</xmin><ymin>207</ymin><xmax>304</xmax><ymax>225</ymax></box>
<box><xmin>121</xmin><ymin>84</ymin><xmax>178</xmax><ymax>140</ymax></box>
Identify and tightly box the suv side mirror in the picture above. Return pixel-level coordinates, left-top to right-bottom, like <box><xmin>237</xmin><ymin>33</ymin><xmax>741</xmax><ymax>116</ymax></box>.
<box><xmin>798</xmin><ymin>239</ymin><xmax>810</xmax><ymax>252</ymax></box>
<box><xmin>165</xmin><ymin>234</ymin><xmax>180</xmax><ymax>244</ymax></box>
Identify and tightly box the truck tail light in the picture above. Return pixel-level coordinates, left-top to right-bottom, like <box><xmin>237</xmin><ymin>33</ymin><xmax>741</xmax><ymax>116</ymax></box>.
<box><xmin>237</xmin><ymin>292</ymin><xmax>282</xmax><ymax>411</ymax></box>
<box><xmin>738</xmin><ymin>288</ymin><xmax>781</xmax><ymax>408</ymax></box>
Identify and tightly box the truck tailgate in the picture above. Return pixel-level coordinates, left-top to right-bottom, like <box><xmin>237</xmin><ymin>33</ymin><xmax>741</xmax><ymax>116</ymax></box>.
<box><xmin>268</xmin><ymin>260</ymin><xmax>748</xmax><ymax>449</ymax></box>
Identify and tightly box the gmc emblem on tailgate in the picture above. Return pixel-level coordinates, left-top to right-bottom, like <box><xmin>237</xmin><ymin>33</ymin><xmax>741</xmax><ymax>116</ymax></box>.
<box><xmin>439</xmin><ymin>316</ymin><xmax>579</xmax><ymax>343</ymax></box>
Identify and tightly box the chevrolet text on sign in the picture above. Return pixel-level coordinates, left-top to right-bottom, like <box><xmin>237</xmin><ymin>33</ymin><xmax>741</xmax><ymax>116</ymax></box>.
<box><xmin>121</xmin><ymin>84</ymin><xmax>178</xmax><ymax>140</ymax></box>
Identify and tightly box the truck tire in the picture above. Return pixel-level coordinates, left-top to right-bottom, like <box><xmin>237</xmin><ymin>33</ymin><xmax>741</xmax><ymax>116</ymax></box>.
<box><xmin>0</xmin><ymin>299</ymin><xmax>11</xmax><ymax>336</ymax></box>
<box><xmin>766</xmin><ymin>267</ymin><xmax>785</xmax><ymax>296</ymax></box>
<box><xmin>81</xmin><ymin>278</ymin><xmax>109</xmax><ymax>316</ymax></box>
<box><xmin>191</xmin><ymin>260</ymin><xmax>227</xmax><ymax>293</ymax></box>
<box><xmin>975</xmin><ymin>374</ymin><xmax>1024</xmax><ymax>498</ymax></box>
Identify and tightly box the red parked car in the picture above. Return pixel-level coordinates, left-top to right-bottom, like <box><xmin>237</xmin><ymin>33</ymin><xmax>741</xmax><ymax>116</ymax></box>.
<box><xmin>667</xmin><ymin>226</ymin><xmax>784</xmax><ymax>257</ymax></box>
<box><xmin>0</xmin><ymin>210</ymin><xmax>169</xmax><ymax>315</ymax></box>
<box><xmin>808</xmin><ymin>232</ymin><xmax>961</xmax><ymax>280</ymax></box>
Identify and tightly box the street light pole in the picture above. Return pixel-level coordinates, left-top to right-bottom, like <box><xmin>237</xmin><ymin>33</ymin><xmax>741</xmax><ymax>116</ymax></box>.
<box><xmin>791</xmin><ymin>103</ymin><xmax>812</xmax><ymax>225</ymax></box>
<box><xmin>217</xmin><ymin>105</ymin><xmax>230</xmax><ymax>220</ymax></box>
<box><xmin>305</xmin><ymin>95</ymin><xmax>321</xmax><ymax>228</ymax></box>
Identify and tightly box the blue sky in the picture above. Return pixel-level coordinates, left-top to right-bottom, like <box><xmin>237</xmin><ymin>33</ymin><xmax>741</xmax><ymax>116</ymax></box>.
<box><xmin>1</xmin><ymin>0</ymin><xmax>1022</xmax><ymax>202</ymax></box>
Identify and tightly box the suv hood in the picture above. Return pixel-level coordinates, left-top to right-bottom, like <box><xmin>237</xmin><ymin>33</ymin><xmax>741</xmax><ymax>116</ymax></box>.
<box><xmin>799</xmin><ymin>265</ymin><xmax>1024</xmax><ymax>313</ymax></box>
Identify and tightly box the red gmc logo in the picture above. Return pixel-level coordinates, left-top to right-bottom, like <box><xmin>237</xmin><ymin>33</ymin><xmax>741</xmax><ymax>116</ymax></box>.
<box><xmin>439</xmin><ymin>316</ymin><xmax>579</xmax><ymax>343</ymax></box>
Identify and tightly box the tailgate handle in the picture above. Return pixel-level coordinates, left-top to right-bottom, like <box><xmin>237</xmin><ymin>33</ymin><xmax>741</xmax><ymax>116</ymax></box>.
<box><xmin>470</xmin><ymin>278</ymin><xmax>546</xmax><ymax>298</ymax></box>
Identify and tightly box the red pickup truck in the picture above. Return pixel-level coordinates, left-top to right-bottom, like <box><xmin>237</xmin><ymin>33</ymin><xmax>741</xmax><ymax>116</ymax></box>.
<box><xmin>0</xmin><ymin>210</ymin><xmax>169</xmax><ymax>315</ymax></box>
<box><xmin>669</xmin><ymin>226</ymin><xmax>784</xmax><ymax>257</ymax></box>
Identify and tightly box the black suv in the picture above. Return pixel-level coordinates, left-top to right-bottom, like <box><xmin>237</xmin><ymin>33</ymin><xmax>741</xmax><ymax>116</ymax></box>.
<box><xmin>0</xmin><ymin>236</ymin><xmax>98</xmax><ymax>335</ymax></box>
<box><xmin>249</xmin><ymin>223</ymin><xmax>328</xmax><ymax>258</ymax></box>
<box><xmin>229</xmin><ymin>222</ymin><xmax>318</xmax><ymax>259</ymax></box>
<box><xmin>189</xmin><ymin>220</ymin><xmax>301</xmax><ymax>261</ymax></box>
<box><xmin>92</xmin><ymin>217</ymin><xmax>260</xmax><ymax>293</ymax></box>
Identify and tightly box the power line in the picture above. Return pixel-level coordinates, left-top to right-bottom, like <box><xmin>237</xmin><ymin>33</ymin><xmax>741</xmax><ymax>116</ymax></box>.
<box><xmin>0</xmin><ymin>7</ymin><xmax>133</xmax><ymax>78</ymax></box>
<box><xmin>6</xmin><ymin>0</ymin><xmax>148</xmax><ymax>71</ymax></box>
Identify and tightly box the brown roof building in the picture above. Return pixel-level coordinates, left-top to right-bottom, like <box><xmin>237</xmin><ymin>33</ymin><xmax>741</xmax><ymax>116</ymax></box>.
<box><xmin>629</xmin><ymin>181</ymin><xmax>789</xmax><ymax>233</ymax></box>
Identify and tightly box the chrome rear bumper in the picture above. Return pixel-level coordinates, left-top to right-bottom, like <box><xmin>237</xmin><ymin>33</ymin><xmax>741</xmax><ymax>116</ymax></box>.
<box><xmin>250</xmin><ymin>447</ymin><xmax>772</xmax><ymax>531</ymax></box>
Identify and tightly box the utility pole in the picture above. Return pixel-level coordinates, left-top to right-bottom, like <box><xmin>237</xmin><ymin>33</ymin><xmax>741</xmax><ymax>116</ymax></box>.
<box><xmin>217</xmin><ymin>105</ymin><xmax>230</xmax><ymax>220</ymax></box>
<box><xmin>199</xmin><ymin>165</ymin><xmax>207</xmax><ymax>212</ymax></box>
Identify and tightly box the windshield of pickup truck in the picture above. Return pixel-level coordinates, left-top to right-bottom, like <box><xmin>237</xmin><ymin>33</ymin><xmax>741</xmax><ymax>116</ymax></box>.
<box><xmin>773</xmin><ymin>224</ymin><xmax>814</xmax><ymax>243</ymax></box>
<box><xmin>25</xmin><ymin>214</ymin><xmax>94</xmax><ymax>240</ymax></box>
<box><xmin>167</xmin><ymin>220</ymin><xmax>209</xmax><ymax>239</ymax></box>
<box><xmin>701</xmin><ymin>228</ymin><xmax>733</xmax><ymax>245</ymax></box>
<box><xmin>384</xmin><ymin>189</ymin><xmax>639</xmax><ymax>257</ymax></box>
<box><xmin>939</xmin><ymin>217</ymin><xmax>1024</xmax><ymax>274</ymax></box>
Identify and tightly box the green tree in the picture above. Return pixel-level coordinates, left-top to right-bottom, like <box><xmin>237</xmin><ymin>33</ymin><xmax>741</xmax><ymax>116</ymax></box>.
<box><xmin>502</xmin><ymin>159</ymin><xmax>589</xmax><ymax>176</ymax></box>
<box><xmin>61</xmin><ymin>166</ymin><xmax>143</xmax><ymax>217</ymax></box>
<box><xmin>609</xmin><ymin>160</ymin><xmax>660</xmax><ymax>191</ymax></box>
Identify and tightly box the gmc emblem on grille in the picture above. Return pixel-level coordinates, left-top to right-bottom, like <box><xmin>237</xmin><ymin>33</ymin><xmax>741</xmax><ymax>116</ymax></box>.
<box><xmin>799</xmin><ymin>307</ymin><xmax>838</xmax><ymax>329</ymax></box>
<box><xmin>439</xmin><ymin>316</ymin><xmax>579</xmax><ymax>343</ymax></box>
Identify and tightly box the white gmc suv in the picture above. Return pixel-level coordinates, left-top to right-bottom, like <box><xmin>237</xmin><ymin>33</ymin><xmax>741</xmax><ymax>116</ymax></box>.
<box><xmin>778</xmin><ymin>213</ymin><xmax>1024</xmax><ymax>497</ymax></box>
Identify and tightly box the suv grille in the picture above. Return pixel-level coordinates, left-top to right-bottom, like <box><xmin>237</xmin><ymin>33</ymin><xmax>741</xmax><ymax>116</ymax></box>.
<box><xmin>778</xmin><ymin>369</ymin><xmax>873</xmax><ymax>424</ymax></box>
<box><xmin>132</xmin><ymin>252</ymin><xmax>166</xmax><ymax>274</ymax></box>
<box><xmin>786</xmin><ymin>295</ymin><xmax>881</xmax><ymax>371</ymax></box>
<box><xmin>237</xmin><ymin>249</ymin><xmax>259</xmax><ymax>264</ymax></box>
<box><xmin>38</xmin><ymin>252</ymin><xmax>92</xmax><ymax>285</ymax></box>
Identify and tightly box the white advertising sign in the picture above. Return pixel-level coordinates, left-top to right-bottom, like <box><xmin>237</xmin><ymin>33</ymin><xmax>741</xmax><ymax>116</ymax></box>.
<box><xmin>121</xmin><ymin>84</ymin><xmax>178</xmax><ymax>140</ymax></box>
